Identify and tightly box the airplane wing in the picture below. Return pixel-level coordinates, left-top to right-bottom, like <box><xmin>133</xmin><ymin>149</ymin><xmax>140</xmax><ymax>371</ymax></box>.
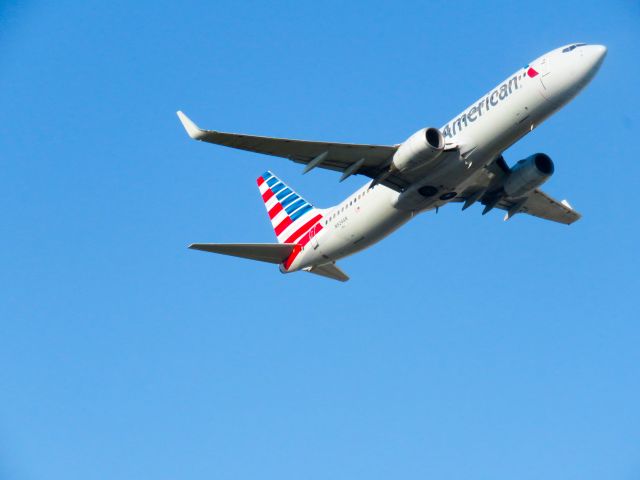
<box><xmin>493</xmin><ymin>189</ymin><xmax>581</xmax><ymax>224</ymax></box>
<box><xmin>466</xmin><ymin>156</ymin><xmax>581</xmax><ymax>225</ymax></box>
<box><xmin>177</xmin><ymin>111</ymin><xmax>411</xmax><ymax>191</ymax></box>
<box><xmin>178</xmin><ymin>112</ymin><xmax>579</xmax><ymax>224</ymax></box>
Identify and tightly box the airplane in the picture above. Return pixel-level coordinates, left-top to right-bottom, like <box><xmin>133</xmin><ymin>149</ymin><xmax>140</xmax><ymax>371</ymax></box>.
<box><xmin>178</xmin><ymin>43</ymin><xmax>607</xmax><ymax>282</ymax></box>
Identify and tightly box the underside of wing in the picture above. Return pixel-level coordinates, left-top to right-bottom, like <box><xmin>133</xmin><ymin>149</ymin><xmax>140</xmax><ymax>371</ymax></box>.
<box><xmin>494</xmin><ymin>189</ymin><xmax>581</xmax><ymax>224</ymax></box>
<box><xmin>177</xmin><ymin>111</ymin><xmax>411</xmax><ymax>191</ymax></box>
<box><xmin>458</xmin><ymin>155</ymin><xmax>581</xmax><ymax>225</ymax></box>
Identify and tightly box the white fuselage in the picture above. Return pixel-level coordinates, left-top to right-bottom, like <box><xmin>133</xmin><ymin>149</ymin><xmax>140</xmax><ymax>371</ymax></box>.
<box><xmin>284</xmin><ymin>44</ymin><xmax>606</xmax><ymax>273</ymax></box>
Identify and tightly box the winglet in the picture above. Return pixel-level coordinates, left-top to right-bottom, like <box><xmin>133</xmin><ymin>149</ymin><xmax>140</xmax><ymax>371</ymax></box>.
<box><xmin>176</xmin><ymin>111</ymin><xmax>206</xmax><ymax>140</ymax></box>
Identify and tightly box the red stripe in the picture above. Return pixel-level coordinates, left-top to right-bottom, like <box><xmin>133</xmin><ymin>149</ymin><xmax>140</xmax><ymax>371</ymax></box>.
<box><xmin>274</xmin><ymin>216</ymin><xmax>292</xmax><ymax>236</ymax></box>
<box><xmin>257</xmin><ymin>176</ymin><xmax>265</xmax><ymax>186</ymax></box>
<box><xmin>283</xmin><ymin>214</ymin><xmax>323</xmax><ymax>244</ymax></box>
<box><xmin>527</xmin><ymin>67</ymin><xmax>539</xmax><ymax>78</ymax></box>
<box><xmin>282</xmin><ymin>224</ymin><xmax>324</xmax><ymax>269</ymax></box>
<box><xmin>262</xmin><ymin>189</ymin><xmax>274</xmax><ymax>202</ymax></box>
<box><xmin>299</xmin><ymin>224</ymin><xmax>323</xmax><ymax>247</ymax></box>
<box><xmin>268</xmin><ymin>202</ymin><xmax>283</xmax><ymax>219</ymax></box>
<box><xmin>283</xmin><ymin>245</ymin><xmax>302</xmax><ymax>269</ymax></box>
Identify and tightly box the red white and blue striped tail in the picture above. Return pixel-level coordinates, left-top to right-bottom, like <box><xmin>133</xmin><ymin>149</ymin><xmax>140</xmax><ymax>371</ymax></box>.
<box><xmin>256</xmin><ymin>171</ymin><xmax>323</xmax><ymax>244</ymax></box>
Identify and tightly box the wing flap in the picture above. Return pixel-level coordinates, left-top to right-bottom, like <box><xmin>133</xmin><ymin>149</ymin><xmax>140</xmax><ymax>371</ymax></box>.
<box><xmin>189</xmin><ymin>243</ymin><xmax>297</xmax><ymax>264</ymax></box>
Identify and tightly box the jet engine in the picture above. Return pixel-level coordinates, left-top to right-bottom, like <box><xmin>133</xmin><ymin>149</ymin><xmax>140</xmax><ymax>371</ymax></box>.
<box><xmin>392</xmin><ymin>127</ymin><xmax>445</xmax><ymax>172</ymax></box>
<box><xmin>504</xmin><ymin>153</ymin><xmax>555</xmax><ymax>197</ymax></box>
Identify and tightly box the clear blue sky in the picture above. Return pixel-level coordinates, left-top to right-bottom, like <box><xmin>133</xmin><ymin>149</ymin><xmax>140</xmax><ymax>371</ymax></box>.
<box><xmin>1</xmin><ymin>1</ymin><xmax>639</xmax><ymax>479</ymax></box>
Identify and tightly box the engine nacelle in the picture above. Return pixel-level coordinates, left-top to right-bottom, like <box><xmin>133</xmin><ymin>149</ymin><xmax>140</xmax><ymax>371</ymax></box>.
<box><xmin>392</xmin><ymin>127</ymin><xmax>445</xmax><ymax>172</ymax></box>
<box><xmin>504</xmin><ymin>153</ymin><xmax>555</xmax><ymax>197</ymax></box>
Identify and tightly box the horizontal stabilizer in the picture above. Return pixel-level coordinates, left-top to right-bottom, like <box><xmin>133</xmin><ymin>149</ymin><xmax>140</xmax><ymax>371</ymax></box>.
<box><xmin>189</xmin><ymin>243</ymin><xmax>296</xmax><ymax>264</ymax></box>
<box><xmin>307</xmin><ymin>263</ymin><xmax>350</xmax><ymax>282</ymax></box>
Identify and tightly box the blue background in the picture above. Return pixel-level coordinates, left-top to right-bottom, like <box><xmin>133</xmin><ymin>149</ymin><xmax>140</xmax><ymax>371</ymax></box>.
<box><xmin>1</xmin><ymin>1</ymin><xmax>638</xmax><ymax>479</ymax></box>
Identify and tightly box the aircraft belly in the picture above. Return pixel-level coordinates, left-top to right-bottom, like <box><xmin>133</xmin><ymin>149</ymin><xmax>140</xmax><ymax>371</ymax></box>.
<box><xmin>314</xmin><ymin>188</ymin><xmax>411</xmax><ymax>262</ymax></box>
<box><xmin>327</xmin><ymin>210</ymin><xmax>411</xmax><ymax>261</ymax></box>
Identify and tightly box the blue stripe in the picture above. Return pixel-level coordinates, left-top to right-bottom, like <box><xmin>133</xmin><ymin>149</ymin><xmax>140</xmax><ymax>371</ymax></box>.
<box><xmin>267</xmin><ymin>177</ymin><xmax>278</xmax><ymax>187</ymax></box>
<box><xmin>271</xmin><ymin>182</ymin><xmax>285</xmax><ymax>194</ymax></box>
<box><xmin>261</xmin><ymin>171</ymin><xmax>272</xmax><ymax>180</ymax></box>
<box><xmin>276</xmin><ymin>188</ymin><xmax>292</xmax><ymax>200</ymax></box>
<box><xmin>280</xmin><ymin>193</ymin><xmax>299</xmax><ymax>207</ymax></box>
<box><xmin>285</xmin><ymin>199</ymin><xmax>306</xmax><ymax>214</ymax></box>
<box><xmin>290</xmin><ymin>204</ymin><xmax>313</xmax><ymax>221</ymax></box>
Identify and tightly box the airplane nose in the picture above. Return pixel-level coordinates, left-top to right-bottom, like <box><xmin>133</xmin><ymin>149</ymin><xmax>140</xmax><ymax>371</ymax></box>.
<box><xmin>537</xmin><ymin>44</ymin><xmax>606</xmax><ymax>105</ymax></box>
<box><xmin>588</xmin><ymin>44</ymin><xmax>607</xmax><ymax>69</ymax></box>
<box><xmin>593</xmin><ymin>44</ymin><xmax>607</xmax><ymax>60</ymax></box>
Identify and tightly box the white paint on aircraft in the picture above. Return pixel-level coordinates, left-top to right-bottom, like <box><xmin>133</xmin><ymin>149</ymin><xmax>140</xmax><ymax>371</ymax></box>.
<box><xmin>180</xmin><ymin>44</ymin><xmax>607</xmax><ymax>281</ymax></box>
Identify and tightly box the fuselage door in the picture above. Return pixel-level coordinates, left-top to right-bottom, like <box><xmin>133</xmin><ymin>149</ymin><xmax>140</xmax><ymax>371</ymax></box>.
<box><xmin>537</xmin><ymin>56</ymin><xmax>552</xmax><ymax>89</ymax></box>
<box><xmin>310</xmin><ymin>224</ymin><xmax>320</xmax><ymax>250</ymax></box>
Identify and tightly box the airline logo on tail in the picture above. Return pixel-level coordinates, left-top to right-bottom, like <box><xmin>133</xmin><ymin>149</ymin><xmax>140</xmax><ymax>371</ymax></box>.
<box><xmin>256</xmin><ymin>172</ymin><xmax>324</xmax><ymax>249</ymax></box>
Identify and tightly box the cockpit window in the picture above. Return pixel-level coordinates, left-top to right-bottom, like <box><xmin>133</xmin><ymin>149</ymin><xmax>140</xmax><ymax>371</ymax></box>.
<box><xmin>562</xmin><ymin>43</ymin><xmax>587</xmax><ymax>53</ymax></box>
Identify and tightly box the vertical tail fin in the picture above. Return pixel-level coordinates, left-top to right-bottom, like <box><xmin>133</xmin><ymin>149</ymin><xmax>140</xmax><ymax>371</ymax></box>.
<box><xmin>256</xmin><ymin>171</ymin><xmax>324</xmax><ymax>243</ymax></box>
